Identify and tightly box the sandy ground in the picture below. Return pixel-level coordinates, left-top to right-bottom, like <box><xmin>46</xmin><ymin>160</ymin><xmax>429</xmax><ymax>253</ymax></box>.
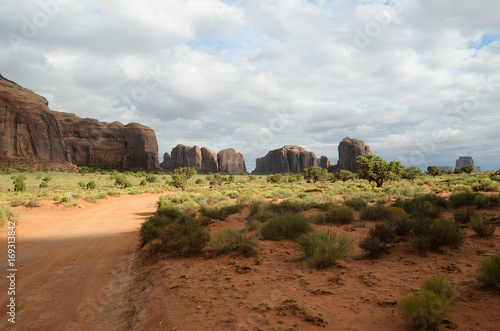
<box><xmin>0</xmin><ymin>194</ymin><xmax>162</xmax><ymax>331</ymax></box>
<box><xmin>0</xmin><ymin>196</ymin><xmax>499</xmax><ymax>331</ymax></box>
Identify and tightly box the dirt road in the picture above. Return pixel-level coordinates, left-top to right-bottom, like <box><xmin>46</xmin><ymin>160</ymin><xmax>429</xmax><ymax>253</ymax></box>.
<box><xmin>0</xmin><ymin>194</ymin><xmax>162</xmax><ymax>331</ymax></box>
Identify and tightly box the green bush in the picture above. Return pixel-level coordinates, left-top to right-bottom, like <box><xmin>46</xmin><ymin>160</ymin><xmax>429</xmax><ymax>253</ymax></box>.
<box><xmin>398</xmin><ymin>290</ymin><xmax>451</xmax><ymax>329</ymax></box>
<box><xmin>78</xmin><ymin>181</ymin><xmax>86</xmax><ymax>189</ymax></box>
<box><xmin>359</xmin><ymin>235</ymin><xmax>385</xmax><ymax>258</ymax></box>
<box><xmin>398</xmin><ymin>194</ymin><xmax>444</xmax><ymax>218</ymax></box>
<box><xmin>209</xmin><ymin>227</ymin><xmax>258</xmax><ymax>257</ymax></box>
<box><xmin>296</xmin><ymin>230</ymin><xmax>353</xmax><ymax>268</ymax></box>
<box><xmin>266</xmin><ymin>174</ymin><xmax>284</xmax><ymax>183</ymax></box>
<box><xmin>369</xmin><ymin>223</ymin><xmax>396</xmax><ymax>246</ymax></box>
<box><xmin>386</xmin><ymin>206</ymin><xmax>408</xmax><ymax>220</ymax></box>
<box><xmin>10</xmin><ymin>197</ymin><xmax>26</xmax><ymax>207</ymax></box>
<box><xmin>470</xmin><ymin>215</ymin><xmax>496</xmax><ymax>237</ymax></box>
<box><xmin>158</xmin><ymin>219</ymin><xmax>210</xmax><ymax>256</ymax></box>
<box><xmin>474</xmin><ymin>194</ymin><xmax>500</xmax><ymax>209</ymax></box>
<box><xmin>428</xmin><ymin>218</ymin><xmax>465</xmax><ymax>251</ymax></box>
<box><xmin>329</xmin><ymin>206</ymin><xmax>355</xmax><ymax>224</ymax></box>
<box><xmin>260</xmin><ymin>214</ymin><xmax>312</xmax><ymax>241</ymax></box>
<box><xmin>139</xmin><ymin>179</ymin><xmax>147</xmax><ymax>186</ymax></box>
<box><xmin>472</xmin><ymin>178</ymin><xmax>500</xmax><ymax>192</ymax></box>
<box><xmin>199</xmin><ymin>203</ymin><xmax>242</xmax><ymax>220</ymax></box>
<box><xmin>360</xmin><ymin>205</ymin><xmax>389</xmax><ymax>221</ymax></box>
<box><xmin>146</xmin><ymin>175</ymin><xmax>158</xmax><ymax>183</ymax></box>
<box><xmin>449</xmin><ymin>191</ymin><xmax>480</xmax><ymax>208</ymax></box>
<box><xmin>0</xmin><ymin>205</ymin><xmax>19</xmax><ymax>227</ymax></box>
<box><xmin>12</xmin><ymin>175</ymin><xmax>27</xmax><ymax>192</ymax></box>
<box><xmin>86</xmin><ymin>180</ymin><xmax>96</xmax><ymax>190</ymax></box>
<box><xmin>388</xmin><ymin>217</ymin><xmax>412</xmax><ymax>238</ymax></box>
<box><xmin>453</xmin><ymin>208</ymin><xmax>476</xmax><ymax>224</ymax></box>
<box><xmin>195</xmin><ymin>178</ymin><xmax>203</xmax><ymax>185</ymax></box>
<box><xmin>344</xmin><ymin>197</ymin><xmax>368</xmax><ymax>211</ymax></box>
<box><xmin>479</xmin><ymin>255</ymin><xmax>500</xmax><ymax>290</ymax></box>
<box><xmin>421</xmin><ymin>275</ymin><xmax>456</xmax><ymax>303</ymax></box>
<box><xmin>39</xmin><ymin>181</ymin><xmax>49</xmax><ymax>188</ymax></box>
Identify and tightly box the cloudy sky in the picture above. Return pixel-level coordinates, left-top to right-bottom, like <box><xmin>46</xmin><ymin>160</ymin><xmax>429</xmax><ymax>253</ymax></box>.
<box><xmin>2</xmin><ymin>0</ymin><xmax>499</xmax><ymax>171</ymax></box>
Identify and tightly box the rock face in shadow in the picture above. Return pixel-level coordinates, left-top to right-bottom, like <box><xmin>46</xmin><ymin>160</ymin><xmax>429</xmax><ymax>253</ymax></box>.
<box><xmin>217</xmin><ymin>148</ymin><xmax>247</xmax><ymax>174</ymax></box>
<box><xmin>56</xmin><ymin>113</ymin><xmax>159</xmax><ymax>170</ymax></box>
<box><xmin>0</xmin><ymin>74</ymin><xmax>159</xmax><ymax>170</ymax></box>
<box><xmin>161</xmin><ymin>144</ymin><xmax>218</xmax><ymax>173</ymax></box>
<box><xmin>456</xmin><ymin>156</ymin><xmax>474</xmax><ymax>169</ymax></box>
<box><xmin>252</xmin><ymin>145</ymin><xmax>318</xmax><ymax>174</ymax></box>
<box><xmin>331</xmin><ymin>137</ymin><xmax>372</xmax><ymax>173</ymax></box>
<box><xmin>0</xmin><ymin>74</ymin><xmax>67</xmax><ymax>164</ymax></box>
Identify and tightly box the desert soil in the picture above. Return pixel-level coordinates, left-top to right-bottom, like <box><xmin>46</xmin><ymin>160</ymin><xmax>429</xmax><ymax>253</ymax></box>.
<box><xmin>1</xmin><ymin>196</ymin><xmax>499</xmax><ymax>331</ymax></box>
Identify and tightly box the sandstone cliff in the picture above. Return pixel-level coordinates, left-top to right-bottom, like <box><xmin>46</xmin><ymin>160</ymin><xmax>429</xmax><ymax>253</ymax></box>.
<box><xmin>0</xmin><ymin>74</ymin><xmax>159</xmax><ymax>170</ymax></box>
<box><xmin>456</xmin><ymin>156</ymin><xmax>474</xmax><ymax>169</ymax></box>
<box><xmin>252</xmin><ymin>146</ymin><xmax>318</xmax><ymax>174</ymax></box>
<box><xmin>161</xmin><ymin>144</ymin><xmax>218</xmax><ymax>173</ymax></box>
<box><xmin>217</xmin><ymin>148</ymin><xmax>247</xmax><ymax>174</ymax></box>
<box><xmin>56</xmin><ymin>113</ymin><xmax>159</xmax><ymax>170</ymax></box>
<box><xmin>161</xmin><ymin>145</ymin><xmax>246</xmax><ymax>174</ymax></box>
<box><xmin>329</xmin><ymin>137</ymin><xmax>372</xmax><ymax>173</ymax></box>
<box><xmin>0</xmin><ymin>74</ymin><xmax>67</xmax><ymax>164</ymax></box>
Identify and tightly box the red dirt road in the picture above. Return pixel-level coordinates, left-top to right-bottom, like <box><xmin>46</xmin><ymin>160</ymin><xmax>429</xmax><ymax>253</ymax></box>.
<box><xmin>0</xmin><ymin>194</ymin><xmax>163</xmax><ymax>331</ymax></box>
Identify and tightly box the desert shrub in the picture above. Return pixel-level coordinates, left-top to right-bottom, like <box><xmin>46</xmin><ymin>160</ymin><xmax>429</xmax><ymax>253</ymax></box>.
<box><xmin>288</xmin><ymin>174</ymin><xmax>302</xmax><ymax>182</ymax></box>
<box><xmin>369</xmin><ymin>223</ymin><xmax>397</xmax><ymax>246</ymax></box>
<box><xmin>0</xmin><ymin>205</ymin><xmax>19</xmax><ymax>227</ymax></box>
<box><xmin>359</xmin><ymin>235</ymin><xmax>385</xmax><ymax>258</ymax></box>
<box><xmin>145</xmin><ymin>175</ymin><xmax>158</xmax><ymax>183</ymax></box>
<box><xmin>25</xmin><ymin>199</ymin><xmax>40</xmax><ymax>208</ymax></box>
<box><xmin>86</xmin><ymin>180</ymin><xmax>96</xmax><ymax>190</ymax></box>
<box><xmin>344</xmin><ymin>197</ymin><xmax>368</xmax><ymax>211</ymax></box>
<box><xmin>268</xmin><ymin>199</ymin><xmax>316</xmax><ymax>214</ymax></box>
<box><xmin>389</xmin><ymin>217</ymin><xmax>412</xmax><ymax>238</ymax></box>
<box><xmin>266</xmin><ymin>174</ymin><xmax>284</xmax><ymax>183</ymax></box>
<box><xmin>78</xmin><ymin>181</ymin><xmax>86</xmax><ymax>189</ymax></box>
<box><xmin>398</xmin><ymin>194</ymin><xmax>444</xmax><ymax>218</ymax></box>
<box><xmin>450</xmin><ymin>184</ymin><xmax>473</xmax><ymax>193</ymax></box>
<box><xmin>449</xmin><ymin>191</ymin><xmax>480</xmax><ymax>208</ymax></box>
<box><xmin>360</xmin><ymin>205</ymin><xmax>389</xmax><ymax>221</ymax></box>
<box><xmin>386</xmin><ymin>206</ymin><xmax>408</xmax><ymax>220</ymax></box>
<box><xmin>12</xmin><ymin>175</ymin><xmax>27</xmax><ymax>192</ymax></box>
<box><xmin>472</xmin><ymin>178</ymin><xmax>500</xmax><ymax>192</ymax></box>
<box><xmin>474</xmin><ymin>194</ymin><xmax>500</xmax><ymax>209</ymax></box>
<box><xmin>159</xmin><ymin>192</ymin><xmax>194</xmax><ymax>206</ymax></box>
<box><xmin>199</xmin><ymin>203</ymin><xmax>242</xmax><ymax>220</ymax></box>
<box><xmin>470</xmin><ymin>215</ymin><xmax>496</xmax><ymax>237</ymax></box>
<box><xmin>195</xmin><ymin>178</ymin><xmax>203</xmax><ymax>185</ymax></box>
<box><xmin>296</xmin><ymin>230</ymin><xmax>353</xmax><ymax>268</ymax></box>
<box><xmin>329</xmin><ymin>206</ymin><xmax>355</xmax><ymax>224</ymax></box>
<box><xmin>479</xmin><ymin>255</ymin><xmax>500</xmax><ymax>290</ymax></box>
<box><xmin>249</xmin><ymin>199</ymin><xmax>267</xmax><ymax>216</ymax></box>
<box><xmin>95</xmin><ymin>192</ymin><xmax>108</xmax><ymax>200</ymax></box>
<box><xmin>453</xmin><ymin>208</ymin><xmax>476</xmax><ymax>224</ymax></box>
<box><xmin>209</xmin><ymin>227</ymin><xmax>258</xmax><ymax>257</ymax></box>
<box><xmin>260</xmin><ymin>213</ymin><xmax>312</xmax><ymax>241</ymax></box>
<box><xmin>421</xmin><ymin>275</ymin><xmax>456</xmax><ymax>303</ymax></box>
<box><xmin>158</xmin><ymin>219</ymin><xmax>210</xmax><ymax>256</ymax></box>
<box><xmin>139</xmin><ymin>179</ymin><xmax>147</xmax><ymax>186</ymax></box>
<box><xmin>124</xmin><ymin>180</ymin><xmax>133</xmax><ymax>188</ymax></box>
<box><xmin>10</xmin><ymin>197</ymin><xmax>26</xmax><ymax>207</ymax></box>
<box><xmin>398</xmin><ymin>290</ymin><xmax>451</xmax><ymax>329</ymax></box>
<box><xmin>428</xmin><ymin>218</ymin><xmax>465</xmax><ymax>251</ymax></box>
<box><xmin>39</xmin><ymin>181</ymin><xmax>49</xmax><ymax>188</ymax></box>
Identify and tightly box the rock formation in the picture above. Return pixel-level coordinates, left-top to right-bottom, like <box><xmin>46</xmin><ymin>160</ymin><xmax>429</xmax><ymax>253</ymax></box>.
<box><xmin>319</xmin><ymin>155</ymin><xmax>335</xmax><ymax>170</ymax></box>
<box><xmin>161</xmin><ymin>144</ymin><xmax>218</xmax><ymax>173</ymax></box>
<box><xmin>217</xmin><ymin>148</ymin><xmax>247</xmax><ymax>174</ymax></box>
<box><xmin>0</xmin><ymin>74</ymin><xmax>67</xmax><ymax>164</ymax></box>
<box><xmin>252</xmin><ymin>146</ymin><xmax>318</xmax><ymax>174</ymax></box>
<box><xmin>0</xmin><ymin>74</ymin><xmax>159</xmax><ymax>170</ymax></box>
<box><xmin>56</xmin><ymin>113</ymin><xmax>159</xmax><ymax>170</ymax></box>
<box><xmin>456</xmin><ymin>156</ymin><xmax>474</xmax><ymax>169</ymax></box>
<box><xmin>330</xmin><ymin>137</ymin><xmax>372</xmax><ymax>173</ymax></box>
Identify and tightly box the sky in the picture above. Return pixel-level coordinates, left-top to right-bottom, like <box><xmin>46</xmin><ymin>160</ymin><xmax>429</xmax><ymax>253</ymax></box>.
<box><xmin>1</xmin><ymin>0</ymin><xmax>499</xmax><ymax>171</ymax></box>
